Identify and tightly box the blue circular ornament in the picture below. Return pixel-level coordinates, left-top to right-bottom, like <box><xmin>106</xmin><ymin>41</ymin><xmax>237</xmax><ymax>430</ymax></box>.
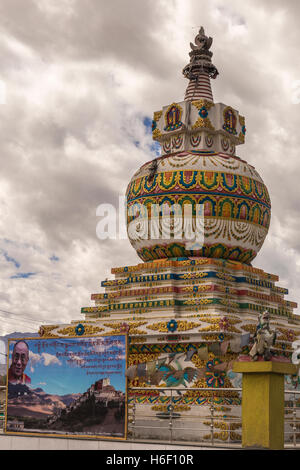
<box><xmin>167</xmin><ymin>319</ymin><xmax>178</xmax><ymax>333</ymax></box>
<box><xmin>199</xmin><ymin>106</ymin><xmax>208</xmax><ymax>118</ymax></box>
<box><xmin>75</xmin><ymin>323</ymin><xmax>85</xmax><ymax>336</ymax></box>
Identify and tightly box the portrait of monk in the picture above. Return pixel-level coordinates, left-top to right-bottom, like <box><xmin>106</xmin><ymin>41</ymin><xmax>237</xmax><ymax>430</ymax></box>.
<box><xmin>8</xmin><ymin>340</ymin><xmax>31</xmax><ymax>385</ymax></box>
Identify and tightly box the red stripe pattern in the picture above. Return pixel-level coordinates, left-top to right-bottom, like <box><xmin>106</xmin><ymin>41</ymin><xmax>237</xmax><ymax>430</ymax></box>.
<box><xmin>184</xmin><ymin>73</ymin><xmax>213</xmax><ymax>102</ymax></box>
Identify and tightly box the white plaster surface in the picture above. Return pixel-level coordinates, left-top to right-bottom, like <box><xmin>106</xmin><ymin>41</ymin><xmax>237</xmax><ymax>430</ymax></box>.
<box><xmin>0</xmin><ymin>434</ymin><xmax>219</xmax><ymax>450</ymax></box>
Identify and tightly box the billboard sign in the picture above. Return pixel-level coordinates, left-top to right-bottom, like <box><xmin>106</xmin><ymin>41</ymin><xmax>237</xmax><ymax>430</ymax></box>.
<box><xmin>5</xmin><ymin>334</ymin><xmax>127</xmax><ymax>439</ymax></box>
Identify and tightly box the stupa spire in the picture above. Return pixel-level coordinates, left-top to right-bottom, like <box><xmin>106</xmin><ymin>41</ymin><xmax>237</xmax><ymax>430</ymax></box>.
<box><xmin>183</xmin><ymin>27</ymin><xmax>218</xmax><ymax>102</ymax></box>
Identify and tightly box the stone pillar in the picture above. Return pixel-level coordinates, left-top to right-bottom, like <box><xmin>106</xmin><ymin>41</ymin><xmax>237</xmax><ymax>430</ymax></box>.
<box><xmin>233</xmin><ymin>361</ymin><xmax>297</xmax><ymax>450</ymax></box>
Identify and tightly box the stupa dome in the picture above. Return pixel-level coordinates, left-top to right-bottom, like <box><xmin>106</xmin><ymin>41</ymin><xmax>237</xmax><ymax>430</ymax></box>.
<box><xmin>126</xmin><ymin>28</ymin><xmax>271</xmax><ymax>265</ymax></box>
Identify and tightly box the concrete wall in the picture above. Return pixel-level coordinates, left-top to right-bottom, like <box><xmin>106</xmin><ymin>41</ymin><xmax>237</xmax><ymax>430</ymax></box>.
<box><xmin>0</xmin><ymin>434</ymin><xmax>214</xmax><ymax>450</ymax></box>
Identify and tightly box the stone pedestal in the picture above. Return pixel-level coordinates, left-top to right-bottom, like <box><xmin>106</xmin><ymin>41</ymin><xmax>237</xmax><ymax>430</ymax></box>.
<box><xmin>233</xmin><ymin>361</ymin><xmax>297</xmax><ymax>449</ymax></box>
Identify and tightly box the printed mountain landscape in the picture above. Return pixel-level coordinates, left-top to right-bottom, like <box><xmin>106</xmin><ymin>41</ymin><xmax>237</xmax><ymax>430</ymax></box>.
<box><xmin>7</xmin><ymin>383</ymin><xmax>80</xmax><ymax>418</ymax></box>
<box><xmin>6</xmin><ymin>379</ymin><xmax>125</xmax><ymax>437</ymax></box>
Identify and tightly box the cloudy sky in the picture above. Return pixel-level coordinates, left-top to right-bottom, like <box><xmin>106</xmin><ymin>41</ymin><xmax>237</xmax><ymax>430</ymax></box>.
<box><xmin>0</xmin><ymin>0</ymin><xmax>299</xmax><ymax>335</ymax></box>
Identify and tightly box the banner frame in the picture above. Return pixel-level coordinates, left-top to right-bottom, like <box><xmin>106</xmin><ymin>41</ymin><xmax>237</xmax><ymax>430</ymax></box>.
<box><xmin>4</xmin><ymin>332</ymin><xmax>128</xmax><ymax>441</ymax></box>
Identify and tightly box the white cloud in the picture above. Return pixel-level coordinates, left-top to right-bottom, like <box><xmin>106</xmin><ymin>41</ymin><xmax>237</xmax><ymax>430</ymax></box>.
<box><xmin>41</xmin><ymin>352</ymin><xmax>62</xmax><ymax>367</ymax></box>
<box><xmin>115</xmin><ymin>354</ymin><xmax>126</xmax><ymax>361</ymax></box>
<box><xmin>28</xmin><ymin>350</ymin><xmax>62</xmax><ymax>369</ymax></box>
<box><xmin>29</xmin><ymin>350</ymin><xmax>42</xmax><ymax>369</ymax></box>
<box><xmin>67</xmin><ymin>353</ymin><xmax>86</xmax><ymax>367</ymax></box>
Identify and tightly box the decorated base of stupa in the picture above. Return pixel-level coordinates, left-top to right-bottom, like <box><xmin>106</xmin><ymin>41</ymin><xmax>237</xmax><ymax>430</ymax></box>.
<box><xmin>39</xmin><ymin>256</ymin><xmax>299</xmax><ymax>444</ymax></box>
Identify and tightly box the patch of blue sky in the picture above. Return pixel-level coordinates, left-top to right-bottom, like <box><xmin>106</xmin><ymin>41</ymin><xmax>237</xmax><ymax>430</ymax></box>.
<box><xmin>2</xmin><ymin>238</ymin><xmax>14</xmax><ymax>245</ymax></box>
<box><xmin>150</xmin><ymin>141</ymin><xmax>161</xmax><ymax>157</ymax></box>
<box><xmin>10</xmin><ymin>272</ymin><xmax>36</xmax><ymax>279</ymax></box>
<box><xmin>143</xmin><ymin>116</ymin><xmax>152</xmax><ymax>134</ymax></box>
<box><xmin>1</xmin><ymin>249</ymin><xmax>20</xmax><ymax>269</ymax></box>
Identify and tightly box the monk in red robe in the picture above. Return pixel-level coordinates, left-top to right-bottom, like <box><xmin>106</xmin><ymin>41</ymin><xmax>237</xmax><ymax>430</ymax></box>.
<box><xmin>8</xmin><ymin>340</ymin><xmax>31</xmax><ymax>385</ymax></box>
